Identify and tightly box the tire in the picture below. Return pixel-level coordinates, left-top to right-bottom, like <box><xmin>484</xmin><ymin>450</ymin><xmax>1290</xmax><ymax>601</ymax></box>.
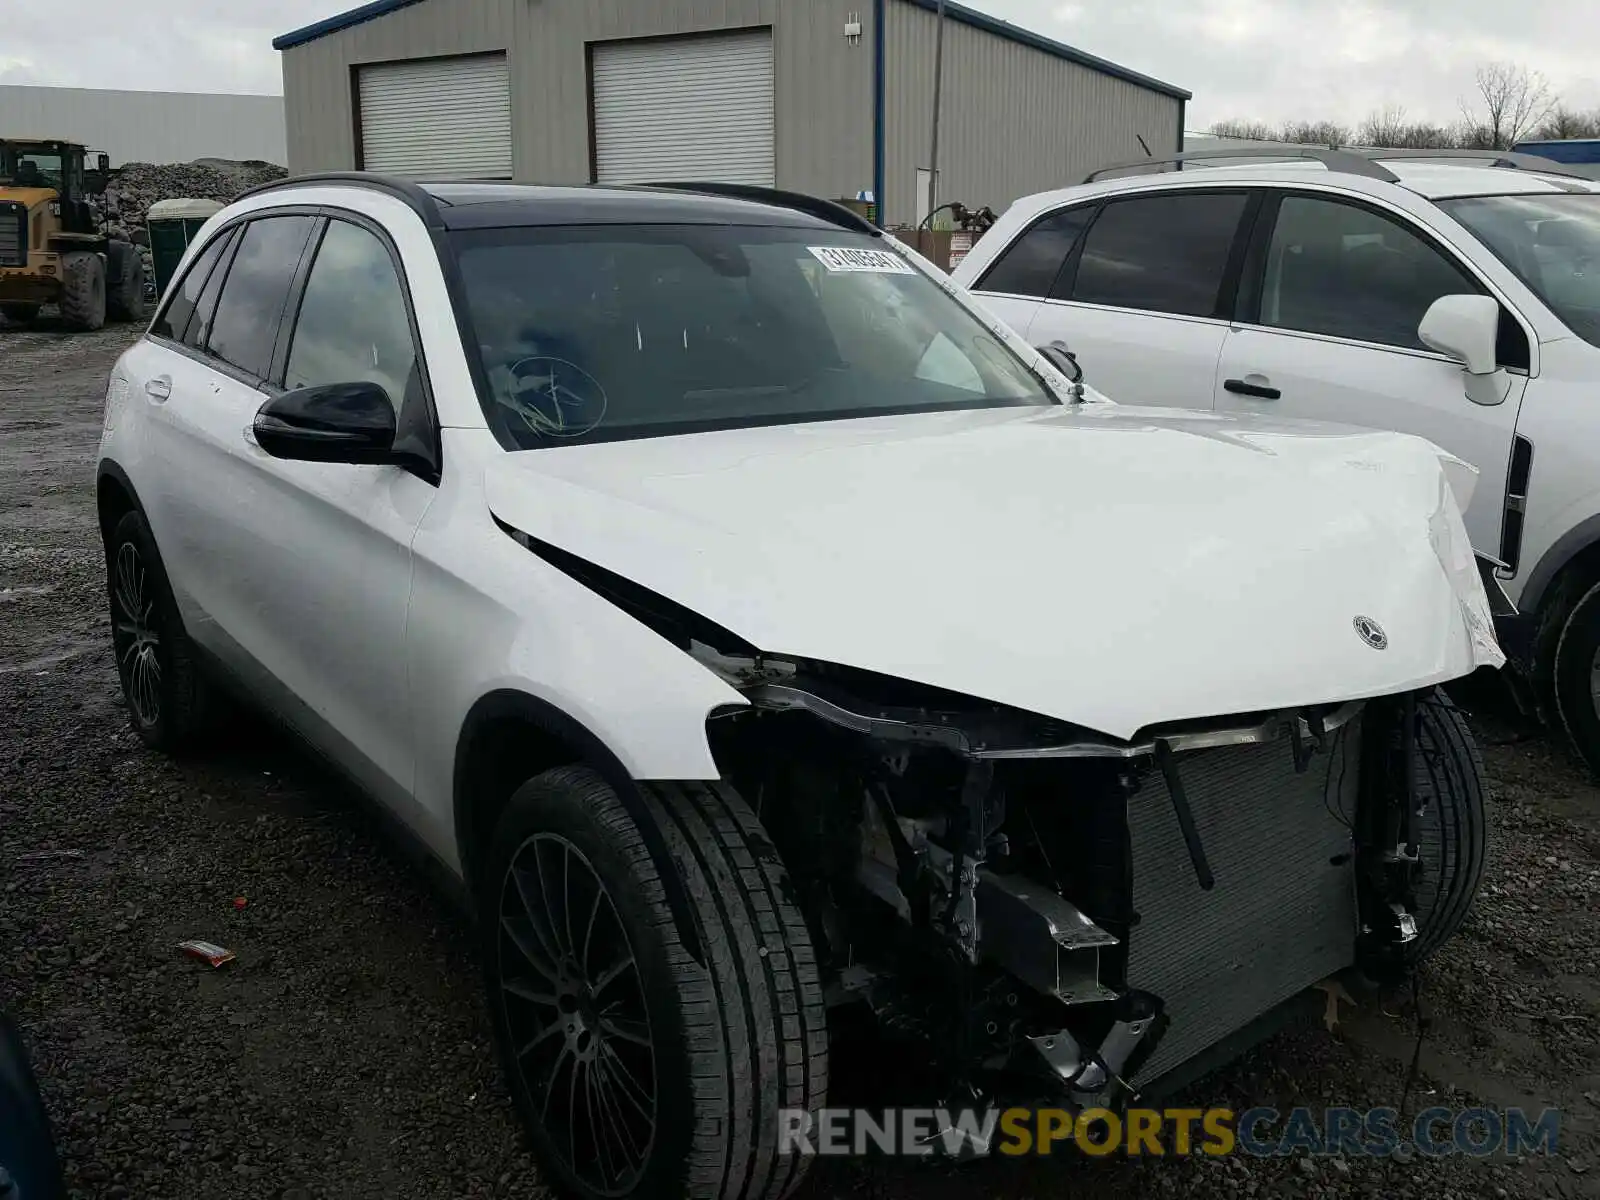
<box><xmin>59</xmin><ymin>251</ymin><xmax>107</xmax><ymax>331</ymax></box>
<box><xmin>106</xmin><ymin>241</ymin><xmax>146</xmax><ymax>322</ymax></box>
<box><xmin>479</xmin><ymin>767</ymin><xmax>827</xmax><ymax>1200</ymax></box>
<box><xmin>105</xmin><ymin>509</ymin><xmax>214</xmax><ymax>752</ymax></box>
<box><xmin>1553</xmin><ymin>581</ymin><xmax>1600</xmax><ymax>779</ymax></box>
<box><xmin>0</xmin><ymin>302</ymin><xmax>40</xmax><ymax>325</ymax></box>
<box><xmin>1406</xmin><ymin>690</ymin><xmax>1488</xmax><ymax>963</ymax></box>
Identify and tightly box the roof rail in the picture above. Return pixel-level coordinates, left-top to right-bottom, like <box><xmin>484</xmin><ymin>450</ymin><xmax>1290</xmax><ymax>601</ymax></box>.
<box><xmin>1085</xmin><ymin>147</ymin><xmax>1400</xmax><ymax>184</ymax></box>
<box><xmin>1360</xmin><ymin>148</ymin><xmax>1592</xmax><ymax>189</ymax></box>
<box><xmin>232</xmin><ymin>171</ymin><xmax>448</xmax><ymax>228</ymax></box>
<box><xmin>642</xmin><ymin>181</ymin><xmax>881</xmax><ymax>235</ymax></box>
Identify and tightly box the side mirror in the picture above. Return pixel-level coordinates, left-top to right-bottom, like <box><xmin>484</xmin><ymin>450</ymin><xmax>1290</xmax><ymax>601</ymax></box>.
<box><xmin>253</xmin><ymin>381</ymin><xmax>397</xmax><ymax>464</ymax></box>
<box><xmin>1036</xmin><ymin>340</ymin><xmax>1084</xmax><ymax>384</ymax></box>
<box><xmin>1419</xmin><ymin>295</ymin><xmax>1499</xmax><ymax>376</ymax></box>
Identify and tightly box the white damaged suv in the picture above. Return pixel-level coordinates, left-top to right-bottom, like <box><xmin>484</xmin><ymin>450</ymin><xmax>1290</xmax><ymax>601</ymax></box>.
<box><xmin>100</xmin><ymin>175</ymin><xmax>1502</xmax><ymax>1199</ymax></box>
<box><xmin>953</xmin><ymin>146</ymin><xmax>1600</xmax><ymax>774</ymax></box>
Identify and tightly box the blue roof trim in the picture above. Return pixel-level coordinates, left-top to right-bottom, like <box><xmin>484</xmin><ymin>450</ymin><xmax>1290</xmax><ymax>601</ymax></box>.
<box><xmin>273</xmin><ymin>0</ymin><xmax>430</xmax><ymax>51</ymax></box>
<box><xmin>898</xmin><ymin>0</ymin><xmax>1191</xmax><ymax>101</ymax></box>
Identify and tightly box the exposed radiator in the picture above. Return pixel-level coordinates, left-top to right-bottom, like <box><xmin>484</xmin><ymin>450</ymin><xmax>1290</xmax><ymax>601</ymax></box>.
<box><xmin>1126</xmin><ymin>726</ymin><xmax>1360</xmax><ymax>1085</ymax></box>
<box><xmin>0</xmin><ymin>207</ymin><xmax>25</xmax><ymax>268</ymax></box>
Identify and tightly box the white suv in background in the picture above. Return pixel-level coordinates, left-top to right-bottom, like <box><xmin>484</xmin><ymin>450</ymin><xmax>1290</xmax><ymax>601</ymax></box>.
<box><xmin>953</xmin><ymin>148</ymin><xmax>1600</xmax><ymax>774</ymax></box>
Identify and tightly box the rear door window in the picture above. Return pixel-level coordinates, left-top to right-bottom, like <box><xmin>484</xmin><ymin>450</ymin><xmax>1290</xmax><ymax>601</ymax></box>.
<box><xmin>1070</xmin><ymin>191</ymin><xmax>1250</xmax><ymax>318</ymax></box>
<box><xmin>976</xmin><ymin>206</ymin><xmax>1095</xmax><ymax>298</ymax></box>
<box><xmin>203</xmin><ymin>215</ymin><xmax>317</xmax><ymax>380</ymax></box>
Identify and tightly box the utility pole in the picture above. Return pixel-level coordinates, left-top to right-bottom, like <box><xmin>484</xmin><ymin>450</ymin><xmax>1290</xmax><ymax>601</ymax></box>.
<box><xmin>927</xmin><ymin>0</ymin><xmax>947</xmax><ymax>223</ymax></box>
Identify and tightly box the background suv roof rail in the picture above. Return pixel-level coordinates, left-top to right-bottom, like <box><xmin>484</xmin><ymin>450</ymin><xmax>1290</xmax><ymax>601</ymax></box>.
<box><xmin>1360</xmin><ymin>148</ymin><xmax>1591</xmax><ymax>189</ymax></box>
<box><xmin>642</xmin><ymin>181</ymin><xmax>881</xmax><ymax>235</ymax></box>
<box><xmin>233</xmin><ymin>171</ymin><xmax>448</xmax><ymax>228</ymax></box>
<box><xmin>1084</xmin><ymin>147</ymin><xmax>1400</xmax><ymax>184</ymax></box>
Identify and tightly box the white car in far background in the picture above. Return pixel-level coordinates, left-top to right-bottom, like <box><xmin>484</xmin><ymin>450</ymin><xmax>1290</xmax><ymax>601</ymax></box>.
<box><xmin>953</xmin><ymin>147</ymin><xmax>1600</xmax><ymax>775</ymax></box>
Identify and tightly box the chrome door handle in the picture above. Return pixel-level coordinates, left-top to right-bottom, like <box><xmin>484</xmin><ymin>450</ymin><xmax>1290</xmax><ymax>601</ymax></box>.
<box><xmin>144</xmin><ymin>377</ymin><xmax>172</xmax><ymax>401</ymax></box>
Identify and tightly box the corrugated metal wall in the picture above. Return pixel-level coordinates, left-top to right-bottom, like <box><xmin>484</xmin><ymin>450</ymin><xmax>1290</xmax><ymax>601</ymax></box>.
<box><xmin>0</xmin><ymin>86</ymin><xmax>286</xmax><ymax>167</ymax></box>
<box><xmin>280</xmin><ymin>0</ymin><xmax>876</xmax><ymax>200</ymax></box>
<box><xmin>280</xmin><ymin>0</ymin><xmax>514</xmax><ymax>174</ymax></box>
<box><xmin>881</xmin><ymin>0</ymin><xmax>1181</xmax><ymax>226</ymax></box>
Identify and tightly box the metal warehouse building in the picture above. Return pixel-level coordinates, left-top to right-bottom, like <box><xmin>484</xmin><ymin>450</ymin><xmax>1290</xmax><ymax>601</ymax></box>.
<box><xmin>274</xmin><ymin>0</ymin><xmax>1188</xmax><ymax>226</ymax></box>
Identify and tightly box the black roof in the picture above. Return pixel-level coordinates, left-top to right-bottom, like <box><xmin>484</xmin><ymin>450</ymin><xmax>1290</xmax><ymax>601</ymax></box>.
<box><xmin>422</xmin><ymin>183</ymin><xmax>843</xmax><ymax>231</ymax></box>
<box><xmin>232</xmin><ymin>174</ymin><xmax>880</xmax><ymax>235</ymax></box>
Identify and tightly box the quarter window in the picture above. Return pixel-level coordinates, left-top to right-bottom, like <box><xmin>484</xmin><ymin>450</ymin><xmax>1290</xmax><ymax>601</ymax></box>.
<box><xmin>284</xmin><ymin>219</ymin><xmax>418</xmax><ymax>410</ymax></box>
<box><xmin>1259</xmin><ymin>196</ymin><xmax>1482</xmax><ymax>351</ymax></box>
<box><xmin>152</xmin><ymin>227</ymin><xmax>235</xmax><ymax>344</ymax></box>
<box><xmin>977</xmin><ymin>206</ymin><xmax>1094</xmax><ymax>298</ymax></box>
<box><xmin>1070</xmin><ymin>192</ymin><xmax>1249</xmax><ymax>317</ymax></box>
<box><xmin>204</xmin><ymin>215</ymin><xmax>317</xmax><ymax>379</ymax></box>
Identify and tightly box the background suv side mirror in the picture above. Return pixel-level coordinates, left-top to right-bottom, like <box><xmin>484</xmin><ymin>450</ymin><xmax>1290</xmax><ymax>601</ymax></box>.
<box><xmin>1419</xmin><ymin>294</ymin><xmax>1500</xmax><ymax>377</ymax></box>
<box><xmin>253</xmin><ymin>381</ymin><xmax>398</xmax><ymax>465</ymax></box>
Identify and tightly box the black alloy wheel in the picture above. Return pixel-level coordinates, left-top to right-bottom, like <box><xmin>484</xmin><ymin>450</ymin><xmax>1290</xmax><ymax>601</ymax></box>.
<box><xmin>497</xmin><ymin>833</ymin><xmax>656</xmax><ymax>1196</ymax></box>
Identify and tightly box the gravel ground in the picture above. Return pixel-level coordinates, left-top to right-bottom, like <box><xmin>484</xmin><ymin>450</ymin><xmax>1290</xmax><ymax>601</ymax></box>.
<box><xmin>1</xmin><ymin>319</ymin><xmax>1596</xmax><ymax>1200</ymax></box>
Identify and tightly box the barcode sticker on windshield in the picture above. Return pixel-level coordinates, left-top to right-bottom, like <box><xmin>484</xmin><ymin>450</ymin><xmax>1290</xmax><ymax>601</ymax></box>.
<box><xmin>808</xmin><ymin>246</ymin><xmax>915</xmax><ymax>275</ymax></box>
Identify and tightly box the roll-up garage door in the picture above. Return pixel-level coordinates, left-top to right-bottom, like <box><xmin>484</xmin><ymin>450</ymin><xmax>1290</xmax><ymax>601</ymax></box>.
<box><xmin>592</xmin><ymin>31</ymin><xmax>775</xmax><ymax>186</ymax></box>
<box><xmin>358</xmin><ymin>54</ymin><xmax>512</xmax><ymax>179</ymax></box>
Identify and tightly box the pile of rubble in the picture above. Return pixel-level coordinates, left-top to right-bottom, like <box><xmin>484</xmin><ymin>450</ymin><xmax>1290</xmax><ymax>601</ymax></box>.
<box><xmin>102</xmin><ymin>159</ymin><xmax>287</xmax><ymax>237</ymax></box>
<box><xmin>97</xmin><ymin>159</ymin><xmax>288</xmax><ymax>293</ymax></box>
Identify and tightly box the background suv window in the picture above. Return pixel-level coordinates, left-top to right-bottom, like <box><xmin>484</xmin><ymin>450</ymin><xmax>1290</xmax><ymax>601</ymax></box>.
<box><xmin>1070</xmin><ymin>192</ymin><xmax>1248</xmax><ymax>317</ymax></box>
<box><xmin>976</xmin><ymin>206</ymin><xmax>1094</xmax><ymax>298</ymax></box>
<box><xmin>284</xmin><ymin>220</ymin><xmax>419</xmax><ymax>410</ymax></box>
<box><xmin>204</xmin><ymin>215</ymin><xmax>317</xmax><ymax>380</ymax></box>
<box><xmin>1259</xmin><ymin>196</ymin><xmax>1481</xmax><ymax>350</ymax></box>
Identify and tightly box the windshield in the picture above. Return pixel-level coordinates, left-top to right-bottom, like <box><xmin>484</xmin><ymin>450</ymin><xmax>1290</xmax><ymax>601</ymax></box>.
<box><xmin>0</xmin><ymin>148</ymin><xmax>64</xmax><ymax>189</ymax></box>
<box><xmin>1439</xmin><ymin>193</ymin><xmax>1600</xmax><ymax>347</ymax></box>
<box><xmin>451</xmin><ymin>224</ymin><xmax>1051</xmax><ymax>447</ymax></box>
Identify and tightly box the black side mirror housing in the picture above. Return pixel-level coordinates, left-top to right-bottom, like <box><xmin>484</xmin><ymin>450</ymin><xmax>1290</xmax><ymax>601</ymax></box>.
<box><xmin>253</xmin><ymin>381</ymin><xmax>398</xmax><ymax>465</ymax></box>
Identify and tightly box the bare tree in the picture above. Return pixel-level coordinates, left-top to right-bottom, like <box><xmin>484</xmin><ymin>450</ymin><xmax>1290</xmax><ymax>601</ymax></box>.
<box><xmin>1280</xmin><ymin>120</ymin><xmax>1350</xmax><ymax>146</ymax></box>
<box><xmin>1530</xmin><ymin>106</ymin><xmax>1600</xmax><ymax>141</ymax></box>
<box><xmin>1397</xmin><ymin>121</ymin><xmax>1457</xmax><ymax>149</ymax></box>
<box><xmin>1208</xmin><ymin>119</ymin><xmax>1278</xmax><ymax>141</ymax></box>
<box><xmin>1459</xmin><ymin>62</ymin><xmax>1556</xmax><ymax>149</ymax></box>
<box><xmin>1358</xmin><ymin>106</ymin><xmax>1411</xmax><ymax>148</ymax></box>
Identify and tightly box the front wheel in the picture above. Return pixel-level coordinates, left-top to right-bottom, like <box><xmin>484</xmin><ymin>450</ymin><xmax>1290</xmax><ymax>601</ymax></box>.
<box><xmin>1553</xmin><ymin>581</ymin><xmax>1600</xmax><ymax>779</ymax></box>
<box><xmin>59</xmin><ymin>251</ymin><xmax>106</xmax><ymax>331</ymax></box>
<box><xmin>479</xmin><ymin>768</ymin><xmax>827</xmax><ymax>1200</ymax></box>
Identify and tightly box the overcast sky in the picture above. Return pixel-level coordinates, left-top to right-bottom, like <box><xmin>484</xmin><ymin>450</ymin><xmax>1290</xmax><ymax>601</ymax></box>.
<box><xmin>2</xmin><ymin>0</ymin><xmax>1596</xmax><ymax>132</ymax></box>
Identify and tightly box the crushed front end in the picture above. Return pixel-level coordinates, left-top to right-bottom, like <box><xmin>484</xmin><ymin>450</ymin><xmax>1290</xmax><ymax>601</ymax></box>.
<box><xmin>701</xmin><ymin>650</ymin><xmax>1486</xmax><ymax>1134</ymax></box>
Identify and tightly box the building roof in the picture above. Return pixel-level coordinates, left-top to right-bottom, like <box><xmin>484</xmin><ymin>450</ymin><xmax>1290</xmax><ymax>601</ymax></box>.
<box><xmin>274</xmin><ymin>0</ymin><xmax>1191</xmax><ymax>101</ymax></box>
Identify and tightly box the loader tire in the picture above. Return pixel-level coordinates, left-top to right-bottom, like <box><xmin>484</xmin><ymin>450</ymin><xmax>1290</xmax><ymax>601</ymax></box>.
<box><xmin>59</xmin><ymin>251</ymin><xmax>107</xmax><ymax>331</ymax></box>
<box><xmin>480</xmin><ymin>768</ymin><xmax>828</xmax><ymax>1200</ymax></box>
<box><xmin>107</xmin><ymin>241</ymin><xmax>146</xmax><ymax>322</ymax></box>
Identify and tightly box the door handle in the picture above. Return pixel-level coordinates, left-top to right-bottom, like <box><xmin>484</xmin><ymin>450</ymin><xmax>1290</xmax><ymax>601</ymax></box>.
<box><xmin>1223</xmin><ymin>378</ymin><xmax>1281</xmax><ymax>400</ymax></box>
<box><xmin>144</xmin><ymin>377</ymin><xmax>172</xmax><ymax>402</ymax></box>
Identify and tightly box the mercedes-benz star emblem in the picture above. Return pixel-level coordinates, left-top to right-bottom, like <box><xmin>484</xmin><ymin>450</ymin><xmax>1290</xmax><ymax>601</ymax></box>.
<box><xmin>1353</xmin><ymin>615</ymin><xmax>1388</xmax><ymax>650</ymax></box>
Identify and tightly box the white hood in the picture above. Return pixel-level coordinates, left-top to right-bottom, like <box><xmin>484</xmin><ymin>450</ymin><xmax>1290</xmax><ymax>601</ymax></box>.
<box><xmin>483</xmin><ymin>404</ymin><xmax>1503</xmax><ymax>740</ymax></box>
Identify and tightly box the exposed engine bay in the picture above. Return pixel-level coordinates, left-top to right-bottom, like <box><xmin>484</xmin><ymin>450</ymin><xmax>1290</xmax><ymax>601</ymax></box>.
<box><xmin>694</xmin><ymin>644</ymin><xmax>1483</xmax><ymax>1133</ymax></box>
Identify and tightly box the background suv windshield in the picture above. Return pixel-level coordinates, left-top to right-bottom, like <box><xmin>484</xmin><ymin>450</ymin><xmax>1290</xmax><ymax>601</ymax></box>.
<box><xmin>1441</xmin><ymin>193</ymin><xmax>1600</xmax><ymax>347</ymax></box>
<box><xmin>452</xmin><ymin>224</ymin><xmax>1049</xmax><ymax>447</ymax></box>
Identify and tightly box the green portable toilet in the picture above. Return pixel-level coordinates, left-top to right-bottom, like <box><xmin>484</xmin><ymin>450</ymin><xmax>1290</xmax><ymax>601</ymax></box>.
<box><xmin>146</xmin><ymin>199</ymin><xmax>224</xmax><ymax>297</ymax></box>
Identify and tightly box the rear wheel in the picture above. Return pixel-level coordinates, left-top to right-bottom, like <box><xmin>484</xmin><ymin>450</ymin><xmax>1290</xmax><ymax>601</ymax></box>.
<box><xmin>59</xmin><ymin>251</ymin><xmax>106</xmax><ymax>331</ymax></box>
<box><xmin>106</xmin><ymin>241</ymin><xmax>146</xmax><ymax>322</ymax></box>
<box><xmin>0</xmin><ymin>302</ymin><xmax>40</xmax><ymax>325</ymax></box>
<box><xmin>479</xmin><ymin>767</ymin><xmax>827</xmax><ymax>1200</ymax></box>
<box><xmin>105</xmin><ymin>509</ymin><xmax>214</xmax><ymax>751</ymax></box>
